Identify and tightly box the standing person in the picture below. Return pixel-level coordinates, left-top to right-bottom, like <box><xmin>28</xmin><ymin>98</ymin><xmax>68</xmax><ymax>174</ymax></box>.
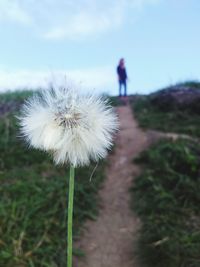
<box><xmin>117</xmin><ymin>58</ymin><xmax>128</xmax><ymax>97</ymax></box>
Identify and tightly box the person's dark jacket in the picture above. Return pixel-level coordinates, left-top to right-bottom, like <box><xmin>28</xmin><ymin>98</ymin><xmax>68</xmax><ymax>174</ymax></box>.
<box><xmin>117</xmin><ymin>65</ymin><xmax>127</xmax><ymax>82</ymax></box>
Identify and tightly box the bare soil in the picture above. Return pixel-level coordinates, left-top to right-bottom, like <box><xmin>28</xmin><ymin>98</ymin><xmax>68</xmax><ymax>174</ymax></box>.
<box><xmin>75</xmin><ymin>105</ymin><xmax>149</xmax><ymax>267</ymax></box>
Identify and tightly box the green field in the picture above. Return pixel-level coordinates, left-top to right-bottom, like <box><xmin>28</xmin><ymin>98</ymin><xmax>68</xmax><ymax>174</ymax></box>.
<box><xmin>132</xmin><ymin>139</ymin><xmax>200</xmax><ymax>267</ymax></box>
<box><xmin>0</xmin><ymin>91</ymin><xmax>106</xmax><ymax>267</ymax></box>
<box><xmin>131</xmin><ymin>82</ymin><xmax>200</xmax><ymax>267</ymax></box>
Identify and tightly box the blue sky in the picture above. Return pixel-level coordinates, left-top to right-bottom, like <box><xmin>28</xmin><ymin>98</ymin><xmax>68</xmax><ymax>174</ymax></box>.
<box><xmin>0</xmin><ymin>0</ymin><xmax>199</xmax><ymax>95</ymax></box>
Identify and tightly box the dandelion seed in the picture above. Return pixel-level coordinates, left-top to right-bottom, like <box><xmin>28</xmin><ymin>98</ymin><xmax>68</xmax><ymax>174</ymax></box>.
<box><xmin>19</xmin><ymin>87</ymin><xmax>118</xmax><ymax>167</ymax></box>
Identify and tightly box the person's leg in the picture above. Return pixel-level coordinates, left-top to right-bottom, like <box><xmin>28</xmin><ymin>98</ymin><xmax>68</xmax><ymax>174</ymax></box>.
<box><xmin>119</xmin><ymin>81</ymin><xmax>122</xmax><ymax>97</ymax></box>
<box><xmin>123</xmin><ymin>81</ymin><xmax>127</xmax><ymax>97</ymax></box>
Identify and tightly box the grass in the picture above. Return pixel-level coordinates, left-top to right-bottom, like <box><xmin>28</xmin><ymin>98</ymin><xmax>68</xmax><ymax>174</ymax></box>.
<box><xmin>0</xmin><ymin>91</ymin><xmax>106</xmax><ymax>267</ymax></box>
<box><xmin>131</xmin><ymin>139</ymin><xmax>200</xmax><ymax>267</ymax></box>
<box><xmin>132</xmin><ymin>85</ymin><xmax>200</xmax><ymax>138</ymax></box>
<box><xmin>0</xmin><ymin>90</ymin><xmax>34</xmax><ymax>102</ymax></box>
<box><xmin>163</xmin><ymin>80</ymin><xmax>200</xmax><ymax>90</ymax></box>
<box><xmin>108</xmin><ymin>96</ymin><xmax>123</xmax><ymax>106</ymax></box>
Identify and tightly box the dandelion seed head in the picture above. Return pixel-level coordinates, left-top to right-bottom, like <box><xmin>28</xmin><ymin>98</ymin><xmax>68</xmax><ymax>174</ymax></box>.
<box><xmin>19</xmin><ymin>86</ymin><xmax>118</xmax><ymax>166</ymax></box>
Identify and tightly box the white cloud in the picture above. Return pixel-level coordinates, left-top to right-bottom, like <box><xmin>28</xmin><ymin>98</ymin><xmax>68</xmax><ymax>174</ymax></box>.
<box><xmin>44</xmin><ymin>7</ymin><xmax>123</xmax><ymax>40</ymax></box>
<box><xmin>0</xmin><ymin>0</ymin><xmax>162</xmax><ymax>39</ymax></box>
<box><xmin>0</xmin><ymin>0</ymin><xmax>32</xmax><ymax>25</ymax></box>
<box><xmin>0</xmin><ymin>66</ymin><xmax>116</xmax><ymax>94</ymax></box>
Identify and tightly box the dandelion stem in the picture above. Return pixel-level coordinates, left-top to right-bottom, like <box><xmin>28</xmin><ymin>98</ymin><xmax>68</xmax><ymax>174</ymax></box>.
<box><xmin>67</xmin><ymin>166</ymin><xmax>75</xmax><ymax>267</ymax></box>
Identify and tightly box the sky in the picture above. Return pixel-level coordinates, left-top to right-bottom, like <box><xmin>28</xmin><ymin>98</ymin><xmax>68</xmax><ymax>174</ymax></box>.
<box><xmin>0</xmin><ymin>0</ymin><xmax>200</xmax><ymax>95</ymax></box>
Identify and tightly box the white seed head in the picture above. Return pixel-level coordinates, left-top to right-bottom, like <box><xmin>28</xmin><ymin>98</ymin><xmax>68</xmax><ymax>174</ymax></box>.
<box><xmin>19</xmin><ymin>87</ymin><xmax>118</xmax><ymax>167</ymax></box>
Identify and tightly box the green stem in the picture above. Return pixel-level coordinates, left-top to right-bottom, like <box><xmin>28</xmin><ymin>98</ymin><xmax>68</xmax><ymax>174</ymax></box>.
<box><xmin>67</xmin><ymin>166</ymin><xmax>75</xmax><ymax>267</ymax></box>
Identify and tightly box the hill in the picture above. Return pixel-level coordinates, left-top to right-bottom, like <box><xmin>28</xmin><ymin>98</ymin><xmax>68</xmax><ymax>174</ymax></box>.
<box><xmin>132</xmin><ymin>81</ymin><xmax>200</xmax><ymax>137</ymax></box>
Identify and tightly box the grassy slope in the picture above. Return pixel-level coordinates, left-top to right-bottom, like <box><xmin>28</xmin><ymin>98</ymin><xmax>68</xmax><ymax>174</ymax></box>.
<box><xmin>132</xmin><ymin>139</ymin><xmax>200</xmax><ymax>267</ymax></box>
<box><xmin>0</xmin><ymin>91</ymin><xmax>106</xmax><ymax>267</ymax></box>
<box><xmin>132</xmin><ymin>83</ymin><xmax>200</xmax><ymax>138</ymax></box>
<box><xmin>131</xmin><ymin>83</ymin><xmax>200</xmax><ymax>267</ymax></box>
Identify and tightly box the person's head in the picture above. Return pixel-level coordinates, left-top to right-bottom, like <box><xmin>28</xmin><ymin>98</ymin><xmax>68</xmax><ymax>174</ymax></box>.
<box><xmin>119</xmin><ymin>58</ymin><xmax>125</xmax><ymax>67</ymax></box>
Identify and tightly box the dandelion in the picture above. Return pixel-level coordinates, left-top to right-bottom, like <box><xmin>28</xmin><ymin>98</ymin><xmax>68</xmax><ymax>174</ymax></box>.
<box><xmin>19</xmin><ymin>86</ymin><xmax>118</xmax><ymax>267</ymax></box>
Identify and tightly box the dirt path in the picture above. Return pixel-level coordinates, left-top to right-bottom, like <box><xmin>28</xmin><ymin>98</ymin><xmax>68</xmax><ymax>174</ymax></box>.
<box><xmin>75</xmin><ymin>105</ymin><xmax>149</xmax><ymax>267</ymax></box>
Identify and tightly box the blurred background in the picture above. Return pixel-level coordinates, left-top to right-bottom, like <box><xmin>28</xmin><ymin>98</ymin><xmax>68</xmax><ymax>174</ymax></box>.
<box><xmin>1</xmin><ymin>1</ymin><xmax>200</xmax><ymax>267</ymax></box>
<box><xmin>0</xmin><ymin>0</ymin><xmax>200</xmax><ymax>94</ymax></box>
